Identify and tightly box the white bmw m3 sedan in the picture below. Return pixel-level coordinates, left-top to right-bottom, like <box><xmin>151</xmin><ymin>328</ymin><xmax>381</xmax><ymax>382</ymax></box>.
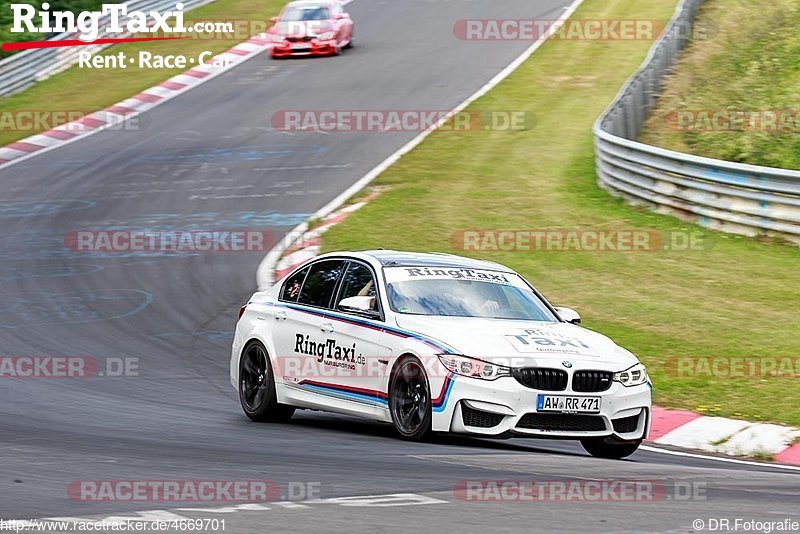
<box><xmin>231</xmin><ymin>250</ymin><xmax>652</xmax><ymax>459</ymax></box>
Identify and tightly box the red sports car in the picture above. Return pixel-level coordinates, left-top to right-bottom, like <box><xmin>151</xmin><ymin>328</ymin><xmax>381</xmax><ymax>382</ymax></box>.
<box><xmin>268</xmin><ymin>0</ymin><xmax>354</xmax><ymax>58</ymax></box>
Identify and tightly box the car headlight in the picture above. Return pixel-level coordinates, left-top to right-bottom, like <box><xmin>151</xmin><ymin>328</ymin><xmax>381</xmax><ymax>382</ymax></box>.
<box><xmin>438</xmin><ymin>355</ymin><xmax>511</xmax><ymax>381</ymax></box>
<box><xmin>317</xmin><ymin>31</ymin><xmax>336</xmax><ymax>40</ymax></box>
<box><xmin>613</xmin><ymin>363</ymin><xmax>648</xmax><ymax>387</ymax></box>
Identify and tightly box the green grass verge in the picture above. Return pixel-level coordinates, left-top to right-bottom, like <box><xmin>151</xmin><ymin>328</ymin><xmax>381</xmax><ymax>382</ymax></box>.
<box><xmin>321</xmin><ymin>0</ymin><xmax>800</xmax><ymax>425</ymax></box>
<box><xmin>639</xmin><ymin>0</ymin><xmax>800</xmax><ymax>169</ymax></box>
<box><xmin>0</xmin><ymin>0</ymin><xmax>286</xmax><ymax>146</ymax></box>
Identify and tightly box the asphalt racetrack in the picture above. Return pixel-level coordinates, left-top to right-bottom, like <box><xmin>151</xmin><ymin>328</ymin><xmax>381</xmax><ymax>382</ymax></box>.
<box><xmin>0</xmin><ymin>0</ymin><xmax>798</xmax><ymax>531</ymax></box>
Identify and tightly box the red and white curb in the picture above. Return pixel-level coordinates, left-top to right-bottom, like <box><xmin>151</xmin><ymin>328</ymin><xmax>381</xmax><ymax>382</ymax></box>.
<box><xmin>650</xmin><ymin>407</ymin><xmax>800</xmax><ymax>464</ymax></box>
<box><xmin>0</xmin><ymin>34</ymin><xmax>273</xmax><ymax>170</ymax></box>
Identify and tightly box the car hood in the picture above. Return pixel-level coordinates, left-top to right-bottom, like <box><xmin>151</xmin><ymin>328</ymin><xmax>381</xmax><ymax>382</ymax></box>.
<box><xmin>394</xmin><ymin>315</ymin><xmax>639</xmax><ymax>369</ymax></box>
<box><xmin>272</xmin><ymin>20</ymin><xmax>334</xmax><ymax>37</ymax></box>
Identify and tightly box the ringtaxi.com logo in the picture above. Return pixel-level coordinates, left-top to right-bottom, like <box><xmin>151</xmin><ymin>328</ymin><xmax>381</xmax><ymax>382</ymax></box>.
<box><xmin>451</xmin><ymin>229</ymin><xmax>711</xmax><ymax>252</ymax></box>
<box><xmin>271</xmin><ymin>110</ymin><xmax>533</xmax><ymax>132</ymax></box>
<box><xmin>10</xmin><ymin>2</ymin><xmax>195</xmax><ymax>42</ymax></box>
<box><xmin>453</xmin><ymin>480</ymin><xmax>706</xmax><ymax>502</ymax></box>
<box><xmin>0</xmin><ymin>356</ymin><xmax>138</xmax><ymax>378</ymax></box>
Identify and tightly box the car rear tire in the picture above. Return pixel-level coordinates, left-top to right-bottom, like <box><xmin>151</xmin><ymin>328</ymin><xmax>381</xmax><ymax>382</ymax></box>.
<box><xmin>239</xmin><ymin>341</ymin><xmax>295</xmax><ymax>422</ymax></box>
<box><xmin>580</xmin><ymin>437</ymin><xmax>642</xmax><ymax>459</ymax></box>
<box><xmin>389</xmin><ymin>357</ymin><xmax>432</xmax><ymax>441</ymax></box>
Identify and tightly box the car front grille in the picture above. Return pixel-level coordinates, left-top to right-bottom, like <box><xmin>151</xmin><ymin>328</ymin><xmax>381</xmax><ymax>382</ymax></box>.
<box><xmin>517</xmin><ymin>413</ymin><xmax>607</xmax><ymax>432</ymax></box>
<box><xmin>512</xmin><ymin>368</ymin><xmax>568</xmax><ymax>391</ymax></box>
<box><xmin>287</xmin><ymin>36</ymin><xmax>314</xmax><ymax>42</ymax></box>
<box><xmin>461</xmin><ymin>405</ymin><xmax>504</xmax><ymax>428</ymax></box>
<box><xmin>572</xmin><ymin>370</ymin><xmax>613</xmax><ymax>392</ymax></box>
<box><xmin>612</xmin><ymin>413</ymin><xmax>640</xmax><ymax>433</ymax></box>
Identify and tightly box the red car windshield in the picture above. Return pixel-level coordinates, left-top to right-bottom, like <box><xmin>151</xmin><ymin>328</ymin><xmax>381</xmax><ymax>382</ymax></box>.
<box><xmin>282</xmin><ymin>6</ymin><xmax>331</xmax><ymax>21</ymax></box>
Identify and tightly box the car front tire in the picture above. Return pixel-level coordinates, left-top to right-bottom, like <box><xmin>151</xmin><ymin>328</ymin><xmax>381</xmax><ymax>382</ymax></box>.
<box><xmin>580</xmin><ymin>437</ymin><xmax>642</xmax><ymax>459</ymax></box>
<box><xmin>389</xmin><ymin>357</ymin><xmax>432</xmax><ymax>441</ymax></box>
<box><xmin>238</xmin><ymin>341</ymin><xmax>295</xmax><ymax>422</ymax></box>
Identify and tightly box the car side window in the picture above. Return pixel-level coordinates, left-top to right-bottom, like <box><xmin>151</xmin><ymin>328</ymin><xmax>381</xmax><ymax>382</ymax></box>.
<box><xmin>336</xmin><ymin>262</ymin><xmax>378</xmax><ymax>311</ymax></box>
<box><xmin>297</xmin><ymin>260</ymin><xmax>346</xmax><ymax>308</ymax></box>
<box><xmin>279</xmin><ymin>266</ymin><xmax>309</xmax><ymax>302</ymax></box>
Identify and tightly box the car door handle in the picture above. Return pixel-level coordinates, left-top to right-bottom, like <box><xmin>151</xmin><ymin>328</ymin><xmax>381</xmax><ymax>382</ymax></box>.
<box><xmin>320</xmin><ymin>322</ymin><xmax>335</xmax><ymax>333</ymax></box>
<box><xmin>274</xmin><ymin>310</ymin><xmax>287</xmax><ymax>321</ymax></box>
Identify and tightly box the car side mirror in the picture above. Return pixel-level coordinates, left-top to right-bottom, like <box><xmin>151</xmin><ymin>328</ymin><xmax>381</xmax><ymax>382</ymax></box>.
<box><xmin>335</xmin><ymin>13</ymin><xmax>346</xmax><ymax>19</ymax></box>
<box><xmin>554</xmin><ymin>307</ymin><xmax>581</xmax><ymax>325</ymax></box>
<box><xmin>270</xmin><ymin>16</ymin><xmax>279</xmax><ymax>23</ymax></box>
<box><xmin>338</xmin><ymin>296</ymin><xmax>380</xmax><ymax>318</ymax></box>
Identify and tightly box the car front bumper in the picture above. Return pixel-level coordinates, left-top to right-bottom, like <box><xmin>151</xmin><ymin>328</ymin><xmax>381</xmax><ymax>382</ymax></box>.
<box><xmin>271</xmin><ymin>40</ymin><xmax>338</xmax><ymax>57</ymax></box>
<box><xmin>433</xmin><ymin>374</ymin><xmax>652</xmax><ymax>441</ymax></box>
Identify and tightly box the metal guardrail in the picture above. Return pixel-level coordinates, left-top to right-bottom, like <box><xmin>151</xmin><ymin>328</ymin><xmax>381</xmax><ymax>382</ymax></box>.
<box><xmin>0</xmin><ymin>0</ymin><xmax>215</xmax><ymax>96</ymax></box>
<box><xmin>593</xmin><ymin>0</ymin><xmax>800</xmax><ymax>244</ymax></box>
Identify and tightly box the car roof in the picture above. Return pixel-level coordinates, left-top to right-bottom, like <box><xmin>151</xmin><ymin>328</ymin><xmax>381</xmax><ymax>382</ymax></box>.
<box><xmin>343</xmin><ymin>250</ymin><xmax>515</xmax><ymax>272</ymax></box>
<box><xmin>286</xmin><ymin>0</ymin><xmax>332</xmax><ymax>6</ymax></box>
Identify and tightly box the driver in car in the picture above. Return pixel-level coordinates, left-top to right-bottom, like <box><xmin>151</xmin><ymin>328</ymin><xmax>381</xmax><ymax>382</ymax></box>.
<box><xmin>443</xmin><ymin>281</ymin><xmax>501</xmax><ymax>316</ymax></box>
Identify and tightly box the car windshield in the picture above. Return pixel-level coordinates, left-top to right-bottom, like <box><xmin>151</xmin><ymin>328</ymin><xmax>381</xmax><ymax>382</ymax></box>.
<box><xmin>282</xmin><ymin>6</ymin><xmax>331</xmax><ymax>21</ymax></box>
<box><xmin>384</xmin><ymin>267</ymin><xmax>558</xmax><ymax>321</ymax></box>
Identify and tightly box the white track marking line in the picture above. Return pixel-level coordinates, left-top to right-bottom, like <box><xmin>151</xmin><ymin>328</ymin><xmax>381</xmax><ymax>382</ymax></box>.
<box><xmin>257</xmin><ymin>0</ymin><xmax>588</xmax><ymax>289</ymax></box>
<box><xmin>640</xmin><ymin>445</ymin><xmax>800</xmax><ymax>472</ymax></box>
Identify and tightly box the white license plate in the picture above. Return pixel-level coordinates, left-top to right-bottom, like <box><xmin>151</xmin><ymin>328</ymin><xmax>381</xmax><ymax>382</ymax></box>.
<box><xmin>291</xmin><ymin>44</ymin><xmax>311</xmax><ymax>51</ymax></box>
<box><xmin>537</xmin><ymin>394</ymin><xmax>600</xmax><ymax>413</ymax></box>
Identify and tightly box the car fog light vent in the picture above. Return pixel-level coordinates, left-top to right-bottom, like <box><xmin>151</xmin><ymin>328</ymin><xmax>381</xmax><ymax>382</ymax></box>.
<box><xmin>612</xmin><ymin>413</ymin><xmax>640</xmax><ymax>434</ymax></box>
<box><xmin>461</xmin><ymin>404</ymin><xmax>504</xmax><ymax>428</ymax></box>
